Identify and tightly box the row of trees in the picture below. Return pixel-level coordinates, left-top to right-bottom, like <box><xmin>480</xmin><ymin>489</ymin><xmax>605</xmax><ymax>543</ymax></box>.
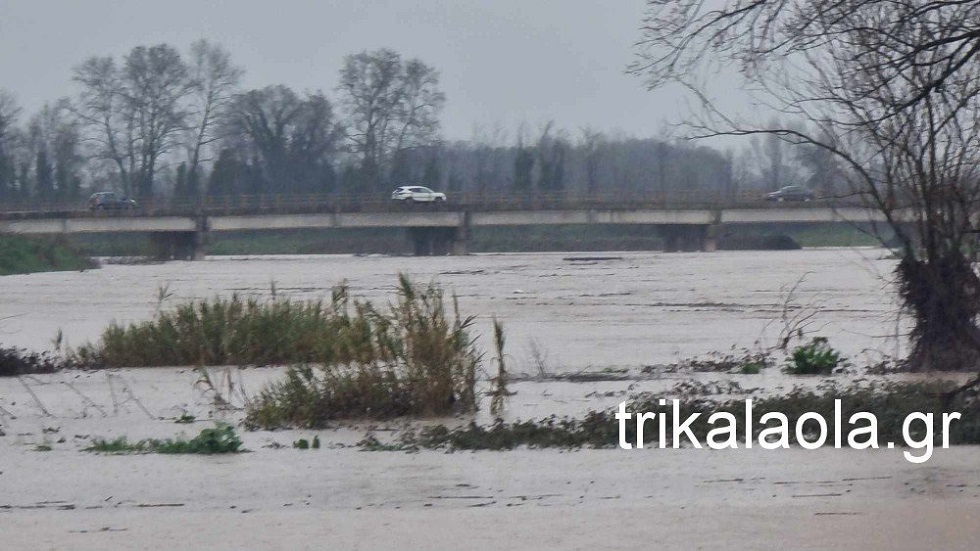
<box><xmin>0</xmin><ymin>41</ymin><xmax>842</xmax><ymax>205</ymax></box>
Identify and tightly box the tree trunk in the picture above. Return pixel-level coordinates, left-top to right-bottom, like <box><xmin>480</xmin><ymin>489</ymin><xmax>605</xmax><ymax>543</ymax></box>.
<box><xmin>897</xmin><ymin>253</ymin><xmax>980</xmax><ymax>371</ymax></box>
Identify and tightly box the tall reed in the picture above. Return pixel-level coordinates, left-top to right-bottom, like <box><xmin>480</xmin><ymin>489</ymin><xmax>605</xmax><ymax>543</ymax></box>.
<box><xmin>75</xmin><ymin>275</ymin><xmax>486</xmax><ymax>425</ymax></box>
<box><xmin>245</xmin><ymin>274</ymin><xmax>481</xmax><ymax>427</ymax></box>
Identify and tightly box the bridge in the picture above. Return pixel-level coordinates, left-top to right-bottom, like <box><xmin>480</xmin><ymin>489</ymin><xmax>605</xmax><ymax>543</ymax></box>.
<box><xmin>0</xmin><ymin>193</ymin><xmax>889</xmax><ymax>259</ymax></box>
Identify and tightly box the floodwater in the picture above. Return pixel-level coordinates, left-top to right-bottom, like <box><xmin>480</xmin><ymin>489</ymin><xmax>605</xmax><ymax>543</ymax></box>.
<box><xmin>0</xmin><ymin>248</ymin><xmax>905</xmax><ymax>370</ymax></box>
<box><xmin>3</xmin><ymin>248</ymin><xmax>980</xmax><ymax>550</ymax></box>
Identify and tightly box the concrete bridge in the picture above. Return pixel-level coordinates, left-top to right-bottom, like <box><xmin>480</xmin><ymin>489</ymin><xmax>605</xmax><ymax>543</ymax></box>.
<box><xmin>0</xmin><ymin>194</ymin><xmax>890</xmax><ymax>259</ymax></box>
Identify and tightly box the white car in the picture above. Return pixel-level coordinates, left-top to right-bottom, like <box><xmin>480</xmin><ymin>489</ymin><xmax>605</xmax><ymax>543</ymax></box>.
<box><xmin>391</xmin><ymin>186</ymin><xmax>447</xmax><ymax>203</ymax></box>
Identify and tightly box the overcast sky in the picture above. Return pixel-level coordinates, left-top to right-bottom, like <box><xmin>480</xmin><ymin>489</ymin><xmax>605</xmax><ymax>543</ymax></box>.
<box><xmin>0</xmin><ymin>0</ymin><xmax>713</xmax><ymax>143</ymax></box>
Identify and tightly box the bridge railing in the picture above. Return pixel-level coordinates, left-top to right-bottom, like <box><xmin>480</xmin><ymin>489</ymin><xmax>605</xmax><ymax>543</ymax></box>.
<box><xmin>0</xmin><ymin>190</ymin><xmax>872</xmax><ymax>219</ymax></box>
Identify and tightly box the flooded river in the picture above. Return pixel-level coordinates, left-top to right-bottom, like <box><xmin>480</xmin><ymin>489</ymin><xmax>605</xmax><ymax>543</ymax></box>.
<box><xmin>4</xmin><ymin>248</ymin><xmax>980</xmax><ymax>551</ymax></box>
<box><xmin>1</xmin><ymin>247</ymin><xmax>904</xmax><ymax>371</ymax></box>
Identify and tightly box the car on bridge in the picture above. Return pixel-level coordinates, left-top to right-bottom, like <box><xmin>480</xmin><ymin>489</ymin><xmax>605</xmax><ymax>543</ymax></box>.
<box><xmin>89</xmin><ymin>191</ymin><xmax>138</xmax><ymax>211</ymax></box>
<box><xmin>766</xmin><ymin>185</ymin><xmax>814</xmax><ymax>202</ymax></box>
<box><xmin>391</xmin><ymin>186</ymin><xmax>447</xmax><ymax>203</ymax></box>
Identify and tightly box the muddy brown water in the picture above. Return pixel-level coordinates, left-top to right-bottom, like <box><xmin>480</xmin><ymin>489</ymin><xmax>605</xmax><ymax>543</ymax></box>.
<box><xmin>0</xmin><ymin>248</ymin><xmax>904</xmax><ymax>371</ymax></box>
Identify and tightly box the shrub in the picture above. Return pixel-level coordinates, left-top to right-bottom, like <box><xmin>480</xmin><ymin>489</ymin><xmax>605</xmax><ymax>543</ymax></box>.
<box><xmin>244</xmin><ymin>275</ymin><xmax>481</xmax><ymax>428</ymax></box>
<box><xmin>784</xmin><ymin>337</ymin><xmax>844</xmax><ymax>375</ymax></box>
<box><xmin>77</xmin><ymin>291</ymin><xmax>338</xmax><ymax>367</ymax></box>
<box><xmin>0</xmin><ymin>346</ymin><xmax>73</xmax><ymax>376</ymax></box>
<box><xmin>85</xmin><ymin>423</ymin><xmax>243</xmax><ymax>454</ymax></box>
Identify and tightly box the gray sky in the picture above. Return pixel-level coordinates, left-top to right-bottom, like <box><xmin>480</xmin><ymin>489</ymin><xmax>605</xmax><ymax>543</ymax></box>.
<box><xmin>0</xmin><ymin>0</ymin><xmax>702</xmax><ymax>142</ymax></box>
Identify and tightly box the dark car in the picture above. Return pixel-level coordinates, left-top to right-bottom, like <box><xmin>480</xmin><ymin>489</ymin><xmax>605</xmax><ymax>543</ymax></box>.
<box><xmin>766</xmin><ymin>185</ymin><xmax>814</xmax><ymax>202</ymax></box>
<box><xmin>88</xmin><ymin>191</ymin><xmax>138</xmax><ymax>211</ymax></box>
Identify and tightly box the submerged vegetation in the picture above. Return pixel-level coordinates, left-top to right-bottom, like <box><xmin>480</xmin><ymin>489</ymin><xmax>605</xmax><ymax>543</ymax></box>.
<box><xmin>85</xmin><ymin>423</ymin><xmax>243</xmax><ymax>454</ymax></box>
<box><xmin>362</xmin><ymin>380</ymin><xmax>980</xmax><ymax>451</ymax></box>
<box><xmin>0</xmin><ymin>235</ymin><xmax>96</xmax><ymax>276</ymax></box>
<box><xmin>74</xmin><ymin>274</ymin><xmax>483</xmax><ymax>425</ymax></box>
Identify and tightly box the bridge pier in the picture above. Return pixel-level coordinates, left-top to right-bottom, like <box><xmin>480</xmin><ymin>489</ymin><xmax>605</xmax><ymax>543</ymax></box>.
<box><xmin>661</xmin><ymin>224</ymin><xmax>717</xmax><ymax>252</ymax></box>
<box><xmin>408</xmin><ymin>221</ymin><xmax>469</xmax><ymax>256</ymax></box>
<box><xmin>149</xmin><ymin>218</ymin><xmax>208</xmax><ymax>260</ymax></box>
<box><xmin>149</xmin><ymin>232</ymin><xmax>197</xmax><ymax>260</ymax></box>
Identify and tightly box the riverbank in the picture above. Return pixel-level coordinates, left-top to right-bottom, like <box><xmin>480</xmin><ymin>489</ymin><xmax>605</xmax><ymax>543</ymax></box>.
<box><xmin>0</xmin><ymin>234</ymin><xmax>96</xmax><ymax>276</ymax></box>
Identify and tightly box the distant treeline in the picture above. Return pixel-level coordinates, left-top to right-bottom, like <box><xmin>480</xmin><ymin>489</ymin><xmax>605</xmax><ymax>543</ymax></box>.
<box><xmin>0</xmin><ymin>42</ymin><xmax>844</xmax><ymax>206</ymax></box>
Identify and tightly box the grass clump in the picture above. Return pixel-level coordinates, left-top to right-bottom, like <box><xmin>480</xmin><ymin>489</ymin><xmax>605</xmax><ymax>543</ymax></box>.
<box><xmin>784</xmin><ymin>337</ymin><xmax>845</xmax><ymax>375</ymax></box>
<box><xmin>77</xmin><ymin>291</ymin><xmax>337</xmax><ymax>367</ymax></box>
<box><xmin>244</xmin><ymin>275</ymin><xmax>480</xmax><ymax>427</ymax></box>
<box><xmin>85</xmin><ymin>424</ymin><xmax>243</xmax><ymax>454</ymax></box>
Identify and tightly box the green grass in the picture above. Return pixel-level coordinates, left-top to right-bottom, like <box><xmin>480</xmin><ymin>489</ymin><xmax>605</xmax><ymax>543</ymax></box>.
<box><xmin>85</xmin><ymin>424</ymin><xmax>243</xmax><ymax>454</ymax></box>
<box><xmin>0</xmin><ymin>235</ymin><xmax>97</xmax><ymax>276</ymax></box>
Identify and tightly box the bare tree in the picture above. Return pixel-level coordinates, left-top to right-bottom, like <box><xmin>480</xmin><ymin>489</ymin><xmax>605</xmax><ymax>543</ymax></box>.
<box><xmin>0</xmin><ymin>90</ymin><xmax>21</xmax><ymax>199</ymax></box>
<box><xmin>534</xmin><ymin>122</ymin><xmax>568</xmax><ymax>194</ymax></box>
<box><xmin>72</xmin><ymin>56</ymin><xmax>136</xmax><ymax>196</ymax></box>
<box><xmin>183</xmin><ymin>40</ymin><xmax>243</xmax><ymax>200</ymax></box>
<box><xmin>74</xmin><ymin>45</ymin><xmax>191</xmax><ymax>199</ymax></box>
<box><xmin>122</xmin><ymin>44</ymin><xmax>191</xmax><ymax>198</ymax></box>
<box><xmin>337</xmin><ymin>48</ymin><xmax>446</xmax><ymax>192</ymax></box>
<box><xmin>632</xmin><ymin>0</ymin><xmax>980</xmax><ymax>371</ymax></box>
<box><xmin>580</xmin><ymin>127</ymin><xmax>606</xmax><ymax>196</ymax></box>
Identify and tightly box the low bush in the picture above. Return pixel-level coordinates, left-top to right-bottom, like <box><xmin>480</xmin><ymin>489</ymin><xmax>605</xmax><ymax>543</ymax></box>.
<box><xmin>85</xmin><ymin>423</ymin><xmax>243</xmax><ymax>454</ymax></box>
<box><xmin>784</xmin><ymin>337</ymin><xmax>844</xmax><ymax>375</ymax></box>
<box><xmin>76</xmin><ymin>290</ymin><xmax>338</xmax><ymax>367</ymax></box>
<box><xmin>0</xmin><ymin>346</ymin><xmax>75</xmax><ymax>377</ymax></box>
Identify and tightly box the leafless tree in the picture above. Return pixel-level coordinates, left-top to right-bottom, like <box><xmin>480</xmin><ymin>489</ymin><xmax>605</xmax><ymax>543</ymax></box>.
<box><xmin>632</xmin><ymin>0</ymin><xmax>980</xmax><ymax>371</ymax></box>
<box><xmin>122</xmin><ymin>44</ymin><xmax>192</xmax><ymax>198</ymax></box>
<box><xmin>337</xmin><ymin>49</ymin><xmax>446</xmax><ymax>192</ymax></box>
<box><xmin>74</xmin><ymin>45</ymin><xmax>192</xmax><ymax>199</ymax></box>
<box><xmin>184</xmin><ymin>40</ymin><xmax>243</xmax><ymax>200</ymax></box>
<box><xmin>580</xmin><ymin>127</ymin><xmax>606</xmax><ymax>196</ymax></box>
<box><xmin>0</xmin><ymin>90</ymin><xmax>21</xmax><ymax>199</ymax></box>
<box><xmin>72</xmin><ymin>56</ymin><xmax>136</xmax><ymax>196</ymax></box>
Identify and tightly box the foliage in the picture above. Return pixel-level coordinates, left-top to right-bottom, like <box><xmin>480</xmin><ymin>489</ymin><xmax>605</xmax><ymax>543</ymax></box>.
<box><xmin>784</xmin><ymin>337</ymin><xmax>844</xmax><ymax>375</ymax></box>
<box><xmin>0</xmin><ymin>345</ymin><xmax>79</xmax><ymax>377</ymax></box>
<box><xmin>85</xmin><ymin>423</ymin><xmax>243</xmax><ymax>454</ymax></box>
<box><xmin>363</xmin><ymin>380</ymin><xmax>980</xmax><ymax>451</ymax></box>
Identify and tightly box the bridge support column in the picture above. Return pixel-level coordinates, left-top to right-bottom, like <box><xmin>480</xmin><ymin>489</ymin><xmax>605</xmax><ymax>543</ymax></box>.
<box><xmin>149</xmin><ymin>226</ymin><xmax>207</xmax><ymax>261</ymax></box>
<box><xmin>409</xmin><ymin>225</ymin><xmax>468</xmax><ymax>256</ymax></box>
<box><xmin>193</xmin><ymin>215</ymin><xmax>209</xmax><ymax>260</ymax></box>
<box><xmin>702</xmin><ymin>224</ymin><xmax>722</xmax><ymax>252</ymax></box>
<box><xmin>661</xmin><ymin>225</ymin><xmax>717</xmax><ymax>252</ymax></box>
<box><xmin>451</xmin><ymin>213</ymin><xmax>470</xmax><ymax>255</ymax></box>
<box><xmin>662</xmin><ymin>225</ymin><xmax>681</xmax><ymax>252</ymax></box>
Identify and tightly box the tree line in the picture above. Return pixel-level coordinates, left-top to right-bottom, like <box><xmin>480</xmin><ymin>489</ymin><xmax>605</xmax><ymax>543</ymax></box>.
<box><xmin>0</xmin><ymin>40</ymin><xmax>839</xmax><ymax>205</ymax></box>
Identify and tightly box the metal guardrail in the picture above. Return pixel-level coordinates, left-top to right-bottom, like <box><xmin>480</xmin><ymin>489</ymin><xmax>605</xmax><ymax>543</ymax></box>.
<box><xmin>0</xmin><ymin>191</ymin><xmax>871</xmax><ymax>221</ymax></box>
